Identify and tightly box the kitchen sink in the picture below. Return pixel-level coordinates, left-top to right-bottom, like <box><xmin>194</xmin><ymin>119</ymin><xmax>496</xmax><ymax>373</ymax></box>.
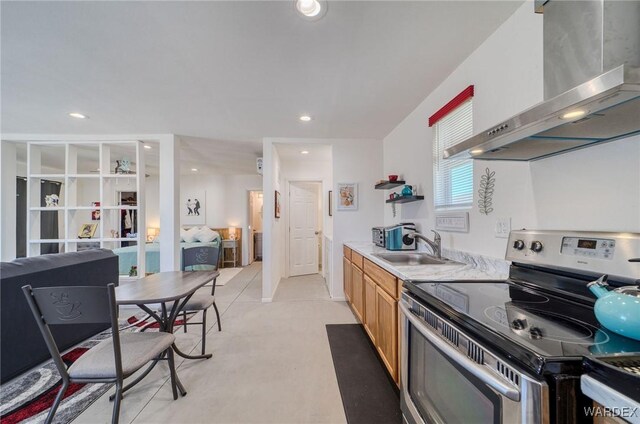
<box><xmin>372</xmin><ymin>252</ymin><xmax>463</xmax><ymax>266</ymax></box>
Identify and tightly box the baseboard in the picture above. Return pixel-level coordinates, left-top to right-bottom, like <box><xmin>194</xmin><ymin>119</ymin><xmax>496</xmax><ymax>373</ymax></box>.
<box><xmin>332</xmin><ymin>296</ymin><xmax>346</xmax><ymax>302</ymax></box>
<box><xmin>261</xmin><ymin>297</ymin><xmax>273</xmax><ymax>303</ymax></box>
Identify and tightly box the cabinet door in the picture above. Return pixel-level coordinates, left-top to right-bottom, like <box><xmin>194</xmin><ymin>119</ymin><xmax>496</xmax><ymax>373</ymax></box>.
<box><xmin>343</xmin><ymin>257</ymin><xmax>352</xmax><ymax>302</ymax></box>
<box><xmin>363</xmin><ymin>274</ymin><xmax>378</xmax><ymax>343</ymax></box>
<box><xmin>351</xmin><ymin>263</ymin><xmax>364</xmax><ymax>322</ymax></box>
<box><xmin>376</xmin><ymin>285</ymin><xmax>398</xmax><ymax>382</ymax></box>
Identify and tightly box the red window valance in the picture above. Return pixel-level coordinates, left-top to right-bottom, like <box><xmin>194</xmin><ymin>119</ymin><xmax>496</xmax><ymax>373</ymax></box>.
<box><xmin>428</xmin><ymin>85</ymin><xmax>474</xmax><ymax>127</ymax></box>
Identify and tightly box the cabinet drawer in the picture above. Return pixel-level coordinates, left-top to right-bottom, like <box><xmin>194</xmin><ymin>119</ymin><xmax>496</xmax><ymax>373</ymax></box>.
<box><xmin>351</xmin><ymin>251</ymin><xmax>364</xmax><ymax>269</ymax></box>
<box><xmin>343</xmin><ymin>245</ymin><xmax>351</xmax><ymax>261</ymax></box>
<box><xmin>364</xmin><ymin>259</ymin><xmax>398</xmax><ymax>299</ymax></box>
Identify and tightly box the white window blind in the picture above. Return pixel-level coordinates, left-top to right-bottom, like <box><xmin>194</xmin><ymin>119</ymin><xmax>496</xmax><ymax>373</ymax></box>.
<box><xmin>433</xmin><ymin>99</ymin><xmax>473</xmax><ymax>209</ymax></box>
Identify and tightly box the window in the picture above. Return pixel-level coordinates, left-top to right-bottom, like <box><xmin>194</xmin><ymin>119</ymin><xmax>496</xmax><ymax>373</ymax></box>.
<box><xmin>431</xmin><ymin>92</ymin><xmax>473</xmax><ymax>209</ymax></box>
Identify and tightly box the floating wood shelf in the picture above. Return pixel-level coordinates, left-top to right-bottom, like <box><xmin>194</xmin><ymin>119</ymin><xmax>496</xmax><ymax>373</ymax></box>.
<box><xmin>375</xmin><ymin>180</ymin><xmax>406</xmax><ymax>190</ymax></box>
<box><xmin>385</xmin><ymin>195</ymin><xmax>424</xmax><ymax>204</ymax></box>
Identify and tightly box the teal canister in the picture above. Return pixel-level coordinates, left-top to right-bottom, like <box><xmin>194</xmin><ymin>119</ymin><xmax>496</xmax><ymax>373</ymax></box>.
<box><xmin>401</xmin><ymin>185</ymin><xmax>413</xmax><ymax>196</ymax></box>
<box><xmin>587</xmin><ymin>275</ymin><xmax>640</xmax><ymax>341</ymax></box>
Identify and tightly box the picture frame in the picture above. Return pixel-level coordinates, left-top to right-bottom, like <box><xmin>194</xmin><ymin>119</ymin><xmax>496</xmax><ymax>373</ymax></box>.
<box><xmin>91</xmin><ymin>201</ymin><xmax>100</xmax><ymax>220</ymax></box>
<box><xmin>275</xmin><ymin>190</ymin><xmax>281</xmax><ymax>218</ymax></box>
<box><xmin>78</xmin><ymin>223</ymin><xmax>98</xmax><ymax>239</ymax></box>
<box><xmin>182</xmin><ymin>191</ymin><xmax>205</xmax><ymax>225</ymax></box>
<box><xmin>337</xmin><ymin>183</ymin><xmax>358</xmax><ymax>211</ymax></box>
<box><xmin>328</xmin><ymin>190</ymin><xmax>333</xmax><ymax>216</ymax></box>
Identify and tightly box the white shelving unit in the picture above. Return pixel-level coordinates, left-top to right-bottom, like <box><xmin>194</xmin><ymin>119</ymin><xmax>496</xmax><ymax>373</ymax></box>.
<box><xmin>26</xmin><ymin>140</ymin><xmax>146</xmax><ymax>276</ymax></box>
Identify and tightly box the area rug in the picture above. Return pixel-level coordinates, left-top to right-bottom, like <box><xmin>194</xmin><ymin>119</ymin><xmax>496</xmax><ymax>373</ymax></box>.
<box><xmin>0</xmin><ymin>312</ymin><xmax>191</xmax><ymax>424</ymax></box>
<box><xmin>0</xmin><ymin>328</ymin><xmax>114</xmax><ymax>424</ymax></box>
<box><xmin>326</xmin><ymin>324</ymin><xmax>402</xmax><ymax>424</ymax></box>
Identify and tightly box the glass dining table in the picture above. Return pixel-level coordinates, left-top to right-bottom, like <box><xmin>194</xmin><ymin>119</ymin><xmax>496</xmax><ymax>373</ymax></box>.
<box><xmin>115</xmin><ymin>270</ymin><xmax>219</xmax><ymax>397</ymax></box>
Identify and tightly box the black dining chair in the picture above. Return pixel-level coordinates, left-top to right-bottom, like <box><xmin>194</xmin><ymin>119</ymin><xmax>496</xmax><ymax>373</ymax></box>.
<box><xmin>179</xmin><ymin>246</ymin><xmax>222</xmax><ymax>355</ymax></box>
<box><xmin>22</xmin><ymin>283</ymin><xmax>179</xmax><ymax>424</ymax></box>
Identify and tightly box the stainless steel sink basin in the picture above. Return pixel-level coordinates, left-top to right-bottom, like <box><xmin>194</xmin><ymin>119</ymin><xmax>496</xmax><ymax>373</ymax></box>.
<box><xmin>372</xmin><ymin>252</ymin><xmax>463</xmax><ymax>266</ymax></box>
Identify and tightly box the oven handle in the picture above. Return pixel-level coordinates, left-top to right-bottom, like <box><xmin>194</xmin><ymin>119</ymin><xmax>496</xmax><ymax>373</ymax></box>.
<box><xmin>399</xmin><ymin>301</ymin><xmax>521</xmax><ymax>402</ymax></box>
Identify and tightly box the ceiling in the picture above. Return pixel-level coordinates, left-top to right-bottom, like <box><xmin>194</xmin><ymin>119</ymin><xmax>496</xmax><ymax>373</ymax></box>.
<box><xmin>1</xmin><ymin>1</ymin><xmax>523</xmax><ymax>174</ymax></box>
<box><xmin>276</xmin><ymin>143</ymin><xmax>332</xmax><ymax>161</ymax></box>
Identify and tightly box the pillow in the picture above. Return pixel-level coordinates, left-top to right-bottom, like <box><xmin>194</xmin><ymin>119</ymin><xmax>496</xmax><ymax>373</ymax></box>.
<box><xmin>182</xmin><ymin>226</ymin><xmax>200</xmax><ymax>243</ymax></box>
<box><xmin>180</xmin><ymin>228</ymin><xmax>188</xmax><ymax>242</ymax></box>
<box><xmin>195</xmin><ymin>227</ymin><xmax>219</xmax><ymax>243</ymax></box>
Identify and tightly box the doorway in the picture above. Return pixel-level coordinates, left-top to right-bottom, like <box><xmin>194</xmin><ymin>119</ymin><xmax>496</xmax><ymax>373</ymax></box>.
<box><xmin>288</xmin><ymin>181</ymin><xmax>322</xmax><ymax>277</ymax></box>
<box><xmin>248</xmin><ymin>190</ymin><xmax>263</xmax><ymax>264</ymax></box>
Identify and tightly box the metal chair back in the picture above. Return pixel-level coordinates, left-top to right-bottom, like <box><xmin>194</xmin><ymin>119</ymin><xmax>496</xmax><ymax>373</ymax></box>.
<box><xmin>181</xmin><ymin>246</ymin><xmax>221</xmax><ymax>295</ymax></box>
<box><xmin>22</xmin><ymin>284</ymin><xmax>123</xmax><ymax>382</ymax></box>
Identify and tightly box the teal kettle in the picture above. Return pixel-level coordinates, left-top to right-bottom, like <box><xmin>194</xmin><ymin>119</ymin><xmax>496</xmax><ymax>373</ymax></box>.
<box><xmin>401</xmin><ymin>185</ymin><xmax>413</xmax><ymax>196</ymax></box>
<box><xmin>588</xmin><ymin>275</ymin><xmax>640</xmax><ymax>341</ymax></box>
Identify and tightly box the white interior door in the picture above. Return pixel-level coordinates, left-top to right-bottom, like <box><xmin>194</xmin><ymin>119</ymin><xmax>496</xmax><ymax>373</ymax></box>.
<box><xmin>289</xmin><ymin>182</ymin><xmax>319</xmax><ymax>276</ymax></box>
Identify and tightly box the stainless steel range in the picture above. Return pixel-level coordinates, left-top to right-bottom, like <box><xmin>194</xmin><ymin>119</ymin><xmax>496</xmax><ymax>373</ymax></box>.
<box><xmin>400</xmin><ymin>230</ymin><xmax>640</xmax><ymax>424</ymax></box>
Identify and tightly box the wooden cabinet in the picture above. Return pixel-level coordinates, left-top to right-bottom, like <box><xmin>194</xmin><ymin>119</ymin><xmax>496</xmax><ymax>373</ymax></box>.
<box><xmin>363</xmin><ymin>274</ymin><xmax>378</xmax><ymax>343</ymax></box>
<box><xmin>342</xmin><ymin>244</ymin><xmax>401</xmax><ymax>385</ymax></box>
<box><xmin>376</xmin><ymin>285</ymin><xmax>398</xmax><ymax>382</ymax></box>
<box><xmin>351</xmin><ymin>263</ymin><xmax>365</xmax><ymax>321</ymax></box>
<box><xmin>343</xmin><ymin>256</ymin><xmax>352</xmax><ymax>302</ymax></box>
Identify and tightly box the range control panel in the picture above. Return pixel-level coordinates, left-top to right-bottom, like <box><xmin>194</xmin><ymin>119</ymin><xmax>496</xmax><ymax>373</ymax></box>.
<box><xmin>561</xmin><ymin>237</ymin><xmax>615</xmax><ymax>260</ymax></box>
<box><xmin>506</xmin><ymin>230</ymin><xmax>640</xmax><ymax>280</ymax></box>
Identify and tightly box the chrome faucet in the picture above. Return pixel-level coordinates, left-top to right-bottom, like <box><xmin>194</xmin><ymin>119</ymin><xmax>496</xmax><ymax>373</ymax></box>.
<box><xmin>409</xmin><ymin>230</ymin><xmax>442</xmax><ymax>259</ymax></box>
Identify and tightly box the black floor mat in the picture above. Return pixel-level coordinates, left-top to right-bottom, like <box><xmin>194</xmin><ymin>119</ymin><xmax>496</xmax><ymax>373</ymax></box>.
<box><xmin>326</xmin><ymin>324</ymin><xmax>402</xmax><ymax>424</ymax></box>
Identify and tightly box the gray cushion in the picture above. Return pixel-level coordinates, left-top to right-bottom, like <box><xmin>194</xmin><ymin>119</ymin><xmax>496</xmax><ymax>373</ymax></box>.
<box><xmin>68</xmin><ymin>332</ymin><xmax>175</xmax><ymax>379</ymax></box>
<box><xmin>182</xmin><ymin>293</ymin><xmax>215</xmax><ymax>311</ymax></box>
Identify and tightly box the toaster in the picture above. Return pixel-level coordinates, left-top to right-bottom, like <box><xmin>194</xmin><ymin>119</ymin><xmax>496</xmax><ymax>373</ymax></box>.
<box><xmin>372</xmin><ymin>227</ymin><xmax>385</xmax><ymax>247</ymax></box>
<box><xmin>384</xmin><ymin>223</ymin><xmax>417</xmax><ymax>251</ymax></box>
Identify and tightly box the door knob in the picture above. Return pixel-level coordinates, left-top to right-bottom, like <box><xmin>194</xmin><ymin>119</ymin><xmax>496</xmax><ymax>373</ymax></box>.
<box><xmin>315</xmin><ymin>231</ymin><xmax>320</xmax><ymax>235</ymax></box>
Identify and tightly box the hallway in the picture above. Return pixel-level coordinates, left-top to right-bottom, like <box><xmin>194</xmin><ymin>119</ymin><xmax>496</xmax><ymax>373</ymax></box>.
<box><xmin>73</xmin><ymin>264</ymin><xmax>356</xmax><ymax>424</ymax></box>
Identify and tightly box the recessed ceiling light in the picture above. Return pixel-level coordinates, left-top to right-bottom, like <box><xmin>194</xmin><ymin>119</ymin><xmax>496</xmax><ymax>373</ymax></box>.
<box><xmin>69</xmin><ymin>112</ymin><xmax>87</xmax><ymax>119</ymax></box>
<box><xmin>191</xmin><ymin>168</ymin><xmax>198</xmax><ymax>172</ymax></box>
<box><xmin>470</xmin><ymin>149</ymin><xmax>484</xmax><ymax>155</ymax></box>
<box><xmin>301</xmin><ymin>150</ymin><xmax>309</xmax><ymax>155</ymax></box>
<box><xmin>144</xmin><ymin>145</ymin><xmax>152</xmax><ymax>150</ymax></box>
<box><xmin>296</xmin><ymin>0</ymin><xmax>322</xmax><ymax>17</ymax></box>
<box><xmin>561</xmin><ymin>110</ymin><xmax>586</xmax><ymax>120</ymax></box>
<box><xmin>299</xmin><ymin>115</ymin><xmax>312</xmax><ymax>122</ymax></box>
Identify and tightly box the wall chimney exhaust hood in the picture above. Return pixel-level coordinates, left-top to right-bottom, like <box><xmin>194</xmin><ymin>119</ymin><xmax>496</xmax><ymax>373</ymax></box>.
<box><xmin>444</xmin><ymin>0</ymin><xmax>640</xmax><ymax>161</ymax></box>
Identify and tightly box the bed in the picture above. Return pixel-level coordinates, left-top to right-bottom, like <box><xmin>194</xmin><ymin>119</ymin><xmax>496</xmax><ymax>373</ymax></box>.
<box><xmin>112</xmin><ymin>239</ymin><xmax>221</xmax><ymax>275</ymax></box>
<box><xmin>113</xmin><ymin>226</ymin><xmax>232</xmax><ymax>275</ymax></box>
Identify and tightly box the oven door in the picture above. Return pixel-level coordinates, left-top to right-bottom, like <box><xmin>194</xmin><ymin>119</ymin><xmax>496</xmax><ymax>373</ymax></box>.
<box><xmin>399</xmin><ymin>301</ymin><xmax>547</xmax><ymax>424</ymax></box>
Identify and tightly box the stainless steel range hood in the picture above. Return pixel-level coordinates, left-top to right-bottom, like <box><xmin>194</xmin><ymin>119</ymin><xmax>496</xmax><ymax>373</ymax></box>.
<box><xmin>444</xmin><ymin>0</ymin><xmax>640</xmax><ymax>161</ymax></box>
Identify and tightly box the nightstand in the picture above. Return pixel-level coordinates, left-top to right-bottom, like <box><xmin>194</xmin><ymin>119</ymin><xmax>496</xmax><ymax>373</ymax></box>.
<box><xmin>222</xmin><ymin>239</ymin><xmax>238</xmax><ymax>268</ymax></box>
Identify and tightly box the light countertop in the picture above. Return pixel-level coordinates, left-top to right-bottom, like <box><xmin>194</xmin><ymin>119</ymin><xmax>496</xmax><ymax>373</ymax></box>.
<box><xmin>344</xmin><ymin>241</ymin><xmax>510</xmax><ymax>282</ymax></box>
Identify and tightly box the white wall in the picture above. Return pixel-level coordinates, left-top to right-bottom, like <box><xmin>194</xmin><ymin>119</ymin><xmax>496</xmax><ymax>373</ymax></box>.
<box><xmin>1</xmin><ymin>141</ymin><xmax>17</xmax><ymax>260</ymax></box>
<box><xmin>262</xmin><ymin>142</ymin><xmax>284</xmax><ymax>301</ymax></box>
<box><xmin>263</xmin><ymin>138</ymin><xmax>383</xmax><ymax>301</ymax></box>
<box><xmin>146</xmin><ymin>172</ymin><xmax>262</xmax><ymax>266</ymax></box>
<box><xmin>383</xmin><ymin>1</ymin><xmax>640</xmax><ymax>259</ymax></box>
<box><xmin>225</xmin><ymin>174</ymin><xmax>263</xmax><ymax>265</ymax></box>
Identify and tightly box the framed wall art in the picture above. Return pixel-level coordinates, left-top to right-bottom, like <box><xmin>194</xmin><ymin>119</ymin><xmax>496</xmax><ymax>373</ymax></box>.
<box><xmin>337</xmin><ymin>183</ymin><xmax>358</xmax><ymax>211</ymax></box>
<box><xmin>182</xmin><ymin>191</ymin><xmax>205</xmax><ymax>225</ymax></box>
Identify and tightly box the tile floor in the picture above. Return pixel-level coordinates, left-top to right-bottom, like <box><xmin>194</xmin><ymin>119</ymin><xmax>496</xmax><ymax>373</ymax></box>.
<box><xmin>73</xmin><ymin>263</ymin><xmax>357</xmax><ymax>424</ymax></box>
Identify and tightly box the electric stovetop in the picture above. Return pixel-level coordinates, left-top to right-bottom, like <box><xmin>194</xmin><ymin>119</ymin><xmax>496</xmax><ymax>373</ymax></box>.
<box><xmin>403</xmin><ymin>278</ymin><xmax>640</xmax><ymax>376</ymax></box>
